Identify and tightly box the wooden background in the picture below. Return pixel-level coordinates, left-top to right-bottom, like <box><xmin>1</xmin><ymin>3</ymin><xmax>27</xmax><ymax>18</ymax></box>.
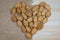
<box><xmin>0</xmin><ymin>0</ymin><xmax>60</xmax><ymax>40</ymax></box>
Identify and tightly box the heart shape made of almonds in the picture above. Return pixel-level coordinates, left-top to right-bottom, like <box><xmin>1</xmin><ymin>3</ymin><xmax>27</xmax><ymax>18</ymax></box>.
<box><xmin>11</xmin><ymin>2</ymin><xmax>51</xmax><ymax>39</ymax></box>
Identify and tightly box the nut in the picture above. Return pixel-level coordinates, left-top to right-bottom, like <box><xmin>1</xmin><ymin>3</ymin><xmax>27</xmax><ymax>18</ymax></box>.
<box><xmin>32</xmin><ymin>5</ymin><xmax>39</xmax><ymax>11</ymax></box>
<box><xmin>33</xmin><ymin>22</ymin><xmax>38</xmax><ymax>27</ymax></box>
<box><xmin>17</xmin><ymin>20</ymin><xmax>23</xmax><ymax>27</ymax></box>
<box><xmin>33</xmin><ymin>11</ymin><xmax>38</xmax><ymax>16</ymax></box>
<box><xmin>11</xmin><ymin>15</ymin><xmax>17</xmax><ymax>22</ymax></box>
<box><xmin>25</xmin><ymin>32</ymin><xmax>32</xmax><ymax>39</ymax></box>
<box><xmin>45</xmin><ymin>4</ymin><xmax>51</xmax><ymax>11</ymax></box>
<box><xmin>37</xmin><ymin>12</ymin><xmax>41</xmax><ymax>18</ymax></box>
<box><xmin>14</xmin><ymin>3</ymin><xmax>21</xmax><ymax>8</ymax></box>
<box><xmin>21</xmin><ymin>8</ymin><xmax>26</xmax><ymax>14</ymax></box>
<box><xmin>17</xmin><ymin>15</ymin><xmax>23</xmax><ymax>21</ymax></box>
<box><xmin>29</xmin><ymin>22</ymin><xmax>34</xmax><ymax>28</ymax></box>
<box><xmin>37</xmin><ymin>23</ymin><xmax>43</xmax><ymax>30</ymax></box>
<box><xmin>21</xmin><ymin>2</ymin><xmax>26</xmax><ymax>8</ymax></box>
<box><xmin>26</xmin><ymin>5</ymin><xmax>32</xmax><ymax>11</ymax></box>
<box><xmin>17</xmin><ymin>8</ymin><xmax>21</xmax><ymax>14</ymax></box>
<box><xmin>12</xmin><ymin>8</ymin><xmax>16</xmax><ymax>15</ymax></box>
<box><xmin>26</xmin><ymin>26</ymin><xmax>31</xmax><ymax>32</ymax></box>
<box><xmin>22</xmin><ymin>13</ymin><xmax>27</xmax><ymax>19</ymax></box>
<box><xmin>41</xmin><ymin>9</ymin><xmax>46</xmax><ymax>16</ymax></box>
<box><xmin>39</xmin><ymin>7</ymin><xmax>44</xmax><ymax>12</ymax></box>
<box><xmin>31</xmin><ymin>28</ymin><xmax>38</xmax><ymax>35</ymax></box>
<box><xmin>43</xmin><ymin>18</ymin><xmax>48</xmax><ymax>24</ymax></box>
<box><xmin>38</xmin><ymin>16</ymin><xmax>43</xmax><ymax>22</ymax></box>
<box><xmin>23</xmin><ymin>20</ymin><xmax>28</xmax><ymax>27</ymax></box>
<box><xmin>45</xmin><ymin>11</ymin><xmax>51</xmax><ymax>17</ymax></box>
<box><xmin>39</xmin><ymin>2</ymin><xmax>46</xmax><ymax>7</ymax></box>
<box><xmin>34</xmin><ymin>16</ymin><xmax>38</xmax><ymax>23</ymax></box>
<box><xmin>26</xmin><ymin>12</ymin><xmax>32</xmax><ymax>17</ymax></box>
<box><xmin>21</xmin><ymin>26</ymin><xmax>26</xmax><ymax>33</ymax></box>
<box><xmin>27</xmin><ymin>17</ymin><xmax>32</xmax><ymax>22</ymax></box>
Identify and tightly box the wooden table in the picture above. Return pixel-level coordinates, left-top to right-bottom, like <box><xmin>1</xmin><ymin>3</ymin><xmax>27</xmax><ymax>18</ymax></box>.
<box><xmin>0</xmin><ymin>0</ymin><xmax>60</xmax><ymax>40</ymax></box>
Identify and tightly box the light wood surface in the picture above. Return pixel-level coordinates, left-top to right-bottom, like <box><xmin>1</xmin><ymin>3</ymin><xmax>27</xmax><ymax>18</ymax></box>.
<box><xmin>0</xmin><ymin>0</ymin><xmax>60</xmax><ymax>40</ymax></box>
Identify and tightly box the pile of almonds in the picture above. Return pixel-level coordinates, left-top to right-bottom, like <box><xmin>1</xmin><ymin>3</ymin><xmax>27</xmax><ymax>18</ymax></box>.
<box><xmin>11</xmin><ymin>2</ymin><xmax>51</xmax><ymax>39</ymax></box>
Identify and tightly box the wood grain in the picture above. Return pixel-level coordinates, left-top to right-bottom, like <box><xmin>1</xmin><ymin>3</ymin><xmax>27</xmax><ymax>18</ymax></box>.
<box><xmin>0</xmin><ymin>0</ymin><xmax>60</xmax><ymax>40</ymax></box>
